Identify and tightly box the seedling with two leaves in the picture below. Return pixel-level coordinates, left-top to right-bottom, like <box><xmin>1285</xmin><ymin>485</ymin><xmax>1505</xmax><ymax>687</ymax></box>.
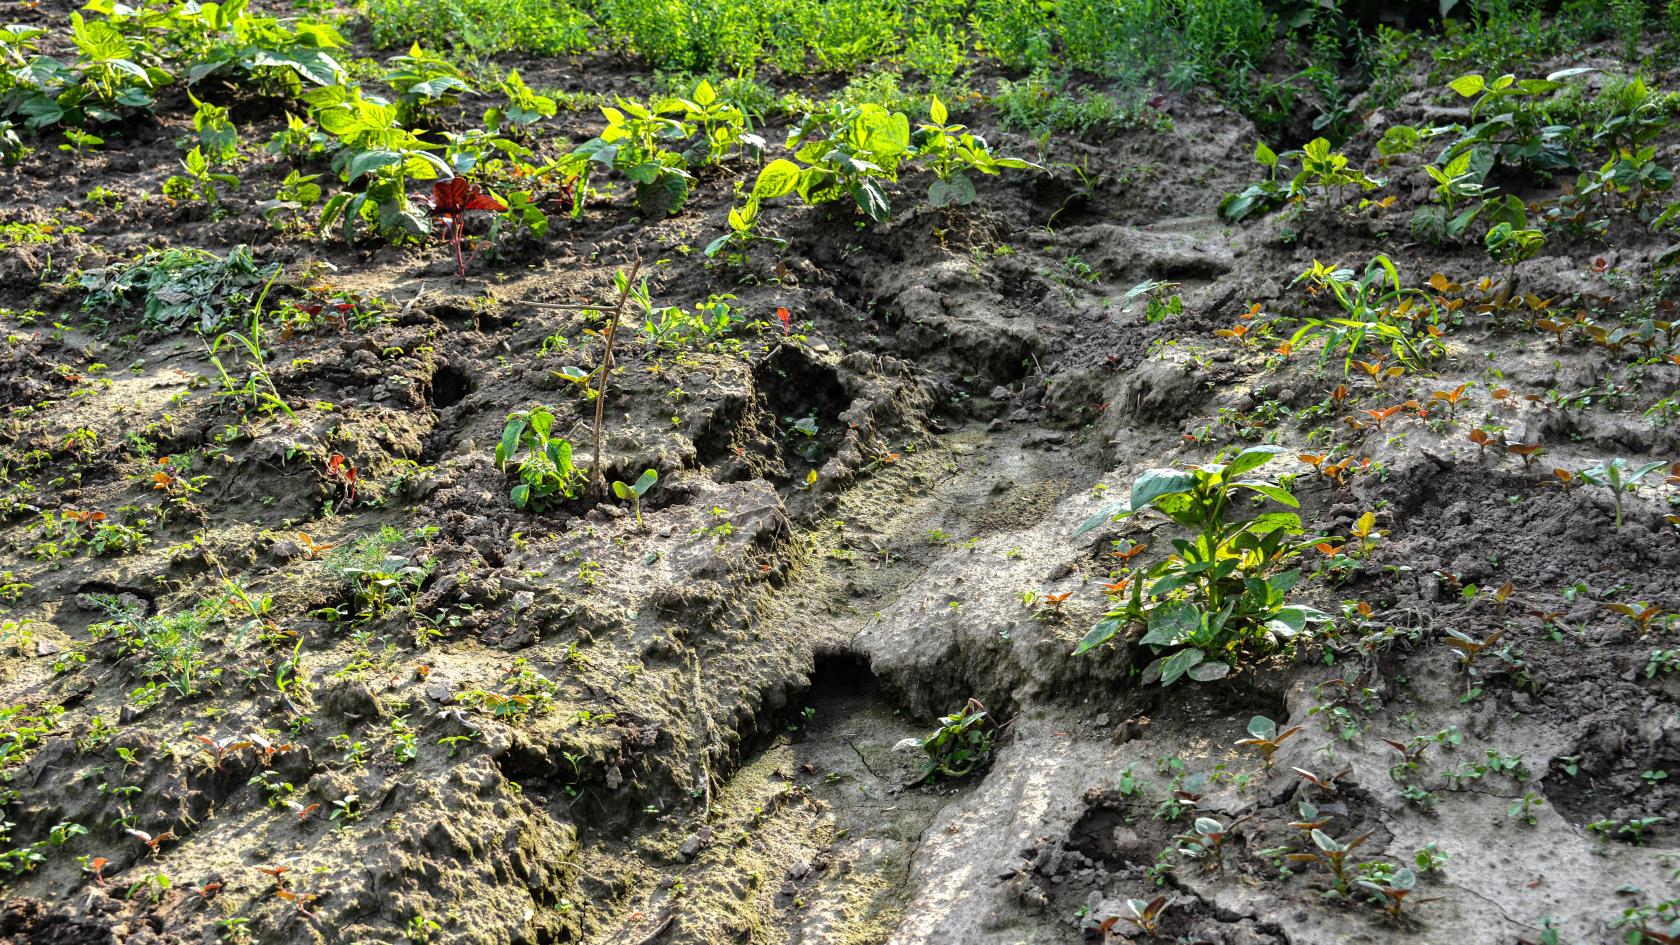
<box><xmin>1288</xmin><ymin>828</ymin><xmax>1371</xmax><ymax>895</ymax></box>
<box><xmin>1235</xmin><ymin>715</ymin><xmax>1300</xmax><ymax>769</ymax></box>
<box><xmin>1358</xmin><ymin>867</ymin><xmax>1438</xmax><ymax>922</ymax></box>
<box><xmin>611</xmin><ymin>469</ymin><xmax>658</xmax><ymax>527</ymax></box>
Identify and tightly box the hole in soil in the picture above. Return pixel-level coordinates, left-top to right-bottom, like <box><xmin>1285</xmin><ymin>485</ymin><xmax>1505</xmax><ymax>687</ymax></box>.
<box><xmin>429</xmin><ymin>364</ymin><xmax>470</xmax><ymax>408</ymax></box>
<box><xmin>797</xmin><ymin>651</ymin><xmax>881</xmax><ymax>730</ymax></box>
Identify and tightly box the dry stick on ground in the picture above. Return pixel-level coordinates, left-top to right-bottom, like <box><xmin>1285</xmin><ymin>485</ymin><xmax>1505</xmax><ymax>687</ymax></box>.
<box><xmin>590</xmin><ymin>257</ymin><xmax>642</xmax><ymax>496</ymax></box>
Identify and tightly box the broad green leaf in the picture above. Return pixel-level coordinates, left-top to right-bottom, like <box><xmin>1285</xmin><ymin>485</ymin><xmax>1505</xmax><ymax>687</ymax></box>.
<box><xmin>632</xmin><ymin>468</ymin><xmax>658</xmax><ymax>494</ymax></box>
<box><xmin>1074</xmin><ymin>615</ymin><xmax>1125</xmax><ymax>655</ymax></box>
<box><xmin>929</xmin><ymin>95</ymin><xmax>947</xmax><ymax>124</ymax></box>
<box><xmin>1448</xmin><ymin>74</ymin><xmax>1485</xmax><ymax>97</ymax></box>
<box><xmin>1224</xmin><ymin>444</ymin><xmax>1287</xmax><ymax>478</ymax></box>
<box><xmin>1234</xmin><ymin>481</ymin><xmax>1299</xmax><ymax>508</ymax></box>
<box><xmin>1072</xmin><ymin>499</ymin><xmax>1132</xmax><ymax>537</ymax></box>
<box><xmin>752</xmin><ymin>158</ymin><xmax>800</xmax><ymax>199</ymax></box>
<box><xmin>1129</xmin><ymin>469</ymin><xmax>1195</xmax><ymax>511</ymax></box>
<box><xmin>1140</xmin><ymin>601</ymin><xmax>1200</xmax><ymax>647</ymax></box>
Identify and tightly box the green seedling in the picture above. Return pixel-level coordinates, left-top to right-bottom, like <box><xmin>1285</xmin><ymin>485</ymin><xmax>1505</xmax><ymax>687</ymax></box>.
<box><xmin>1289</xmin><ymin>828</ymin><xmax>1371</xmax><ymax>895</ymax></box>
<box><xmin>1358</xmin><ymin>867</ymin><xmax>1436</xmax><ymax>921</ymax></box>
<box><xmin>1235</xmin><ymin>715</ymin><xmax>1301</xmax><ymax>768</ymax></box>
<box><xmin>904</xmin><ymin>698</ymin><xmax>993</xmax><ymax>784</ymax></box>
<box><xmin>494</xmin><ymin>406</ymin><xmax>586</xmax><ymax>510</ymax></box>
<box><xmin>1175</xmin><ymin>815</ymin><xmax>1246</xmax><ymax>873</ymax></box>
<box><xmin>611</xmin><ymin>469</ymin><xmax>658</xmax><ymax>527</ymax></box>
<box><xmin>1576</xmin><ymin>458</ymin><xmax>1667</xmax><ymax>530</ymax></box>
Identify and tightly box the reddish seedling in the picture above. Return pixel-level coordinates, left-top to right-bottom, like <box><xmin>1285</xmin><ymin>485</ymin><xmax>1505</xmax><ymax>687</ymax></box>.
<box><xmin>1468</xmin><ymin>428</ymin><xmax>1495</xmax><ymax>457</ymax></box>
<box><xmin>196</xmin><ymin>734</ymin><xmax>254</xmax><ymax>772</ymax></box>
<box><xmin>86</xmin><ymin>856</ymin><xmax>110</xmax><ymax>888</ymax></box>
<box><xmin>1430</xmin><ymin>382</ymin><xmax>1471</xmax><ymax>418</ymax></box>
<box><xmin>1117</xmin><ymin>895</ymin><xmax>1171</xmax><ymax>935</ymax></box>
<box><xmin>1236</xmin><ymin>715</ymin><xmax>1301</xmax><ymax>769</ymax></box>
<box><xmin>1352</xmin><ymin>359</ymin><xmax>1404</xmax><ymax>389</ymax></box>
<box><xmin>1506</xmin><ymin>442</ymin><xmax>1543</xmax><ymax>469</ymax></box>
<box><xmin>63</xmin><ymin>509</ymin><xmax>107</xmax><ymax>533</ymax></box>
<box><xmin>417</xmin><ymin>177</ymin><xmax>507</xmax><ymax>278</ymax></box>
<box><xmin>126</xmin><ymin>827</ymin><xmax>175</xmax><ymax>856</ymax></box>
<box><xmin>296</xmin><ymin>532</ymin><xmax>334</xmax><ymax>559</ymax></box>
<box><xmin>776</xmin><ymin>306</ymin><xmax>791</xmax><ymax>335</ymax></box>
<box><xmin>1040</xmin><ymin>592</ymin><xmax>1072</xmax><ymax>616</ymax></box>
<box><xmin>324</xmin><ymin>454</ymin><xmax>359</xmax><ymax>509</ymax></box>
<box><xmin>1607</xmin><ymin>603</ymin><xmax>1665</xmax><ymax>635</ymax></box>
<box><xmin>1293</xmin><ymin>766</ymin><xmax>1351</xmax><ymax>796</ymax></box>
<box><xmin>1441</xmin><ymin>628</ymin><xmax>1507</xmax><ymax>670</ymax></box>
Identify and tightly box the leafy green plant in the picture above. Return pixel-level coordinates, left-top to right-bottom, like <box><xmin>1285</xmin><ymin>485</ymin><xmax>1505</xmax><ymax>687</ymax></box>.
<box><xmin>787</xmin><ymin>101</ymin><xmax>911</xmax><ymax>221</ymax></box>
<box><xmin>914</xmin><ymin>95</ymin><xmax>1037</xmax><ymax>208</ymax></box>
<box><xmin>309</xmin><ymin>85</ymin><xmax>451</xmax><ymax>244</ymax></box>
<box><xmin>1074</xmin><ymin>445</ymin><xmax>1328</xmax><ymax>686</ymax></box>
<box><xmin>78</xmin><ymin>245</ymin><xmax>279</xmax><ymax>334</ymax></box>
<box><xmin>495</xmin><ymin>407</ymin><xmax>586</xmax><ymax>509</ymax></box>
<box><xmin>382</xmin><ymin>43</ymin><xmax>470</xmax><ymax>126</ymax></box>
<box><xmin>162</xmin><ymin>145</ymin><xmax>239</xmax><ymax>209</ymax></box>
<box><xmin>186</xmin><ymin>93</ymin><xmax>237</xmax><ymax>164</ymax></box>
<box><xmin>1287</xmin><ymin>256</ymin><xmax>1443</xmax><ymax>373</ymax></box>
<box><xmin>572</xmin><ymin>96</ymin><xmax>694</xmax><ymax>216</ymax></box>
<box><xmin>904</xmin><ymin>698</ymin><xmax>993</xmax><ymax>784</ymax></box>
<box><xmin>1289</xmin><ymin>136</ymin><xmax>1385</xmax><ymax>211</ymax></box>
<box><xmin>705</xmin><ymin>159</ymin><xmax>798</xmax><ymax>262</ymax></box>
<box><xmin>611</xmin><ymin>469</ymin><xmax>657</xmax><ymax>526</ymax></box>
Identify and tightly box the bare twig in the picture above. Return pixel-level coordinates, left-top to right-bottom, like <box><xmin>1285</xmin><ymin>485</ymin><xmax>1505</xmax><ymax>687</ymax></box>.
<box><xmin>511</xmin><ymin>300</ymin><xmax>599</xmax><ymax>311</ymax></box>
<box><xmin>626</xmin><ymin>911</ymin><xmax>675</xmax><ymax>945</ymax></box>
<box><xmin>591</xmin><ymin>258</ymin><xmax>641</xmax><ymax>496</ymax></box>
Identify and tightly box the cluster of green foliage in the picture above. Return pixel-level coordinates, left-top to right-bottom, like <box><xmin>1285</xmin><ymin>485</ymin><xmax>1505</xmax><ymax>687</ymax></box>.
<box><xmin>78</xmin><ymin>246</ymin><xmax>280</xmax><ymax>334</ymax></box>
<box><xmin>1075</xmin><ymin>446</ymin><xmax>1327</xmax><ymax>687</ymax></box>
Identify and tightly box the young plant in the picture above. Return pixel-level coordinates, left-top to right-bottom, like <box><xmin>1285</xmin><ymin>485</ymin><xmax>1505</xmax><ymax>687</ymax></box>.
<box><xmin>414</xmin><ymin>177</ymin><xmax>506</xmax><ymax>278</ymax></box>
<box><xmin>1236</xmin><ymin>715</ymin><xmax>1301</xmax><ymax>768</ymax></box>
<box><xmin>1576</xmin><ymin>458</ymin><xmax>1667</xmax><ymax>530</ymax></box>
<box><xmin>787</xmin><ymin>101</ymin><xmax>912</xmax><ymax>222</ymax></box>
<box><xmin>1074</xmin><ymin>446</ymin><xmax>1328</xmax><ymax>686</ymax></box>
<box><xmin>1358</xmin><ymin>867</ymin><xmax>1436</xmax><ymax>921</ymax></box>
<box><xmin>1289</xmin><ymin>828</ymin><xmax>1371</xmax><ymax>895</ymax></box>
<box><xmin>914</xmin><ymin>95</ymin><xmax>1037</xmax><ymax>208</ymax></box>
<box><xmin>1288</xmin><ymin>137</ymin><xmax>1385</xmax><ymax>212</ymax></box>
<box><xmin>163</xmin><ymin>146</ymin><xmax>240</xmax><ymax>210</ymax></box>
<box><xmin>494</xmin><ymin>407</ymin><xmax>585</xmax><ymax>510</ymax></box>
<box><xmin>903</xmin><ymin>698</ymin><xmax>994</xmax><ymax>784</ymax></box>
<box><xmin>705</xmin><ymin>160</ymin><xmax>798</xmax><ymax>263</ymax></box>
<box><xmin>611</xmin><ymin>469</ymin><xmax>657</xmax><ymax>527</ymax></box>
<box><xmin>1483</xmin><ymin>222</ymin><xmax>1546</xmax><ymax>323</ymax></box>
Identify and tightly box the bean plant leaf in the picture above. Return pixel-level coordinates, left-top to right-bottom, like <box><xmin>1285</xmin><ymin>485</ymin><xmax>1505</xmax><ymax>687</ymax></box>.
<box><xmin>753</xmin><ymin>159</ymin><xmax>801</xmax><ymax>199</ymax></box>
<box><xmin>1130</xmin><ymin>469</ymin><xmax>1195</xmax><ymax>511</ymax></box>
<box><xmin>1224</xmin><ymin>444</ymin><xmax>1287</xmax><ymax>478</ymax></box>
